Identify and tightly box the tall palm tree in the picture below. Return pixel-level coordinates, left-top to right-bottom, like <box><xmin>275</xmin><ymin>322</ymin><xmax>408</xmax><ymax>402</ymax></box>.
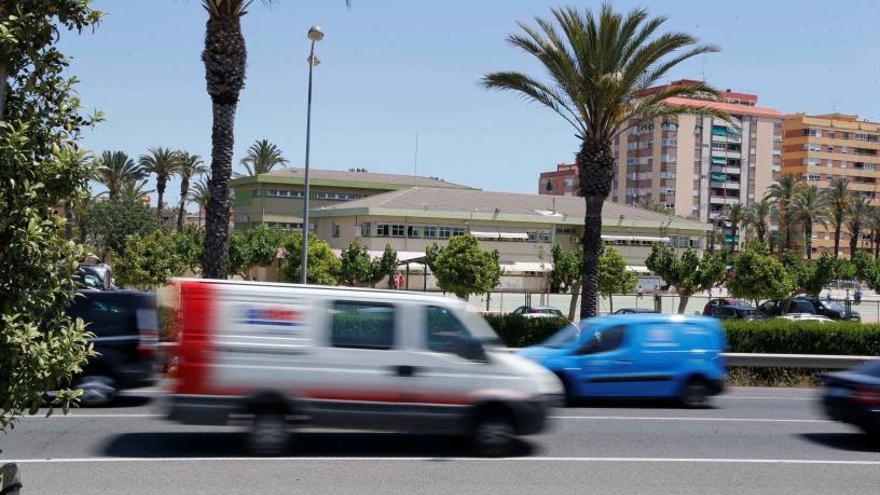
<box><xmin>748</xmin><ymin>198</ymin><xmax>771</xmax><ymax>245</ymax></box>
<box><xmin>846</xmin><ymin>195</ymin><xmax>869</xmax><ymax>257</ymax></box>
<box><xmin>190</xmin><ymin>176</ymin><xmax>211</xmax><ymax>228</ymax></box>
<box><xmin>481</xmin><ymin>5</ymin><xmax>720</xmax><ymax>318</ymax></box>
<box><xmin>792</xmin><ymin>184</ymin><xmax>829</xmax><ymax>260</ymax></box>
<box><xmin>765</xmin><ymin>174</ymin><xmax>801</xmax><ymax>251</ymax></box>
<box><xmin>236</xmin><ymin>139</ymin><xmax>288</xmax><ymax>177</ymax></box>
<box><xmin>119</xmin><ymin>179</ymin><xmax>154</xmax><ymax>204</ymax></box>
<box><xmin>199</xmin><ymin>0</ymin><xmax>350</xmax><ymax>279</ymax></box>
<box><xmin>724</xmin><ymin>202</ymin><xmax>745</xmax><ymax>251</ymax></box>
<box><xmin>826</xmin><ymin>177</ymin><xmax>850</xmax><ymax>258</ymax></box>
<box><xmin>139</xmin><ymin>147</ymin><xmax>179</xmax><ymax>217</ymax></box>
<box><xmin>94</xmin><ymin>150</ymin><xmax>145</xmax><ymax>200</ymax></box>
<box><xmin>176</xmin><ymin>152</ymin><xmax>207</xmax><ymax>230</ymax></box>
<box><xmin>868</xmin><ymin>206</ymin><xmax>880</xmax><ymax>260</ymax></box>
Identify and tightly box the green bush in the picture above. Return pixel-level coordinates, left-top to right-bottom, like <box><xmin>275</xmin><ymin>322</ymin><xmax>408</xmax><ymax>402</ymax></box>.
<box><xmin>723</xmin><ymin>320</ymin><xmax>880</xmax><ymax>356</ymax></box>
<box><xmin>483</xmin><ymin>314</ymin><xmax>570</xmax><ymax>348</ymax></box>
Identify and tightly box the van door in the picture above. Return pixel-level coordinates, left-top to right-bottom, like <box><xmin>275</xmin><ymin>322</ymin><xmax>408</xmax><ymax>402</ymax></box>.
<box><xmin>572</xmin><ymin>325</ymin><xmax>633</xmax><ymax>397</ymax></box>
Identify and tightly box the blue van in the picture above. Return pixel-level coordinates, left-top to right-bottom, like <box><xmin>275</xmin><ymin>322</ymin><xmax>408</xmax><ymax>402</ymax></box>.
<box><xmin>518</xmin><ymin>314</ymin><xmax>726</xmax><ymax>407</ymax></box>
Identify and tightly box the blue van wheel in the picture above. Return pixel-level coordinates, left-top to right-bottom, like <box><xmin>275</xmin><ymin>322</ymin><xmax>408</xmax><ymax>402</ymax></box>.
<box><xmin>554</xmin><ymin>372</ymin><xmax>577</xmax><ymax>407</ymax></box>
<box><xmin>679</xmin><ymin>377</ymin><xmax>710</xmax><ymax>408</ymax></box>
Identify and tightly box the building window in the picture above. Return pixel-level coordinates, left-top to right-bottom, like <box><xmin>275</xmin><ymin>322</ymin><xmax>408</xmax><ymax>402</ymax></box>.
<box><xmin>391</xmin><ymin>224</ymin><xmax>405</xmax><ymax>237</ymax></box>
<box><xmin>361</xmin><ymin>222</ymin><xmax>372</xmax><ymax>237</ymax></box>
<box><xmin>253</xmin><ymin>190</ymin><xmax>261</xmax><ymax>197</ymax></box>
<box><xmin>451</xmin><ymin>226</ymin><xmax>467</xmax><ymax>237</ymax></box>
<box><xmin>407</xmin><ymin>225</ymin><xmax>422</xmax><ymax>238</ymax></box>
<box><xmin>438</xmin><ymin>226</ymin><xmax>451</xmax><ymax>239</ymax></box>
<box><xmin>332</xmin><ymin>223</ymin><xmax>340</xmax><ymax>238</ymax></box>
<box><xmin>376</xmin><ymin>224</ymin><xmax>390</xmax><ymax>237</ymax></box>
<box><xmin>424</xmin><ymin>225</ymin><xmax>437</xmax><ymax>239</ymax></box>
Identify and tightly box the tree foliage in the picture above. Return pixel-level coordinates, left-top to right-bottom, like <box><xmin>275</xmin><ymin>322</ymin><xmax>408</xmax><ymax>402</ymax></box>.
<box><xmin>227</xmin><ymin>225</ymin><xmax>286</xmax><ymax>278</ymax></box>
<box><xmin>0</xmin><ymin>0</ymin><xmax>103</xmax><ymax>429</ymax></box>
<box><xmin>427</xmin><ymin>234</ymin><xmax>502</xmax><ymax>299</ymax></box>
<box><xmin>113</xmin><ymin>230</ymin><xmax>188</xmax><ymax>291</ymax></box>
<box><xmin>88</xmin><ymin>200</ymin><xmax>163</xmax><ymax>259</ymax></box>
<box><xmin>279</xmin><ymin>232</ymin><xmax>340</xmax><ymax>286</ymax></box>
<box><xmin>782</xmin><ymin>251</ymin><xmax>836</xmax><ymax>297</ymax></box>
<box><xmin>547</xmin><ymin>244</ymin><xmax>580</xmax><ymax>293</ymax></box>
<box><xmin>598</xmin><ymin>246</ymin><xmax>638</xmax><ymax>313</ymax></box>
<box><xmin>728</xmin><ymin>244</ymin><xmax>794</xmax><ymax>306</ymax></box>
<box><xmin>645</xmin><ymin>244</ymin><xmax>725</xmax><ymax>313</ymax></box>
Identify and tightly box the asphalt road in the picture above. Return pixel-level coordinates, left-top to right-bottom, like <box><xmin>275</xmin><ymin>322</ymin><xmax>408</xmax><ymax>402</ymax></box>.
<box><xmin>2</xmin><ymin>387</ymin><xmax>879</xmax><ymax>495</ymax></box>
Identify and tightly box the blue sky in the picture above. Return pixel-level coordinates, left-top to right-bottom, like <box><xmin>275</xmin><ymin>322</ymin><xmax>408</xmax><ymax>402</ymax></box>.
<box><xmin>61</xmin><ymin>0</ymin><xmax>880</xmax><ymax>209</ymax></box>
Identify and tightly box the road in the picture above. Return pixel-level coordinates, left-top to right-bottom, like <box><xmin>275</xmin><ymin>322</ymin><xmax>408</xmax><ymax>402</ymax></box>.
<box><xmin>2</xmin><ymin>387</ymin><xmax>878</xmax><ymax>494</ymax></box>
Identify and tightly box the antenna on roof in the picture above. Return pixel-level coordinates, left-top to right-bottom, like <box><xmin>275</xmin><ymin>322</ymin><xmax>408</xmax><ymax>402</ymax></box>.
<box><xmin>413</xmin><ymin>130</ymin><xmax>419</xmax><ymax>186</ymax></box>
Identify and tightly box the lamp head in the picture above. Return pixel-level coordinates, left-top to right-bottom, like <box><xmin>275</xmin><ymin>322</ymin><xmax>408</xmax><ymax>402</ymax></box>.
<box><xmin>307</xmin><ymin>26</ymin><xmax>325</xmax><ymax>42</ymax></box>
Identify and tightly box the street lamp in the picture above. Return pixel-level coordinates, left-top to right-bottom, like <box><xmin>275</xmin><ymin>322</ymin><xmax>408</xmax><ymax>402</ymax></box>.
<box><xmin>300</xmin><ymin>25</ymin><xmax>323</xmax><ymax>284</ymax></box>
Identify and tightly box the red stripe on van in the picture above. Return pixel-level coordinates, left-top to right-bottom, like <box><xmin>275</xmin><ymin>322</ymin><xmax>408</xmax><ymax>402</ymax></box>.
<box><xmin>303</xmin><ymin>389</ymin><xmax>473</xmax><ymax>406</ymax></box>
<box><xmin>175</xmin><ymin>281</ymin><xmax>215</xmax><ymax>395</ymax></box>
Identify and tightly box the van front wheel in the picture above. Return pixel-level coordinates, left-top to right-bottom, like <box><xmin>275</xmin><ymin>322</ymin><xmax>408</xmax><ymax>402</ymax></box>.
<box><xmin>473</xmin><ymin>414</ymin><xmax>516</xmax><ymax>457</ymax></box>
<box><xmin>679</xmin><ymin>377</ymin><xmax>710</xmax><ymax>408</ymax></box>
<box><xmin>247</xmin><ymin>413</ymin><xmax>290</xmax><ymax>456</ymax></box>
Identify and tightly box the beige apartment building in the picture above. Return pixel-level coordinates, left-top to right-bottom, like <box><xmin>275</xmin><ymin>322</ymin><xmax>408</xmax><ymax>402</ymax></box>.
<box><xmin>782</xmin><ymin>113</ymin><xmax>880</xmax><ymax>257</ymax></box>
<box><xmin>231</xmin><ymin>168</ymin><xmax>472</xmax><ymax>230</ymax></box>
<box><xmin>540</xmin><ymin>81</ymin><xmax>784</xmax><ymax>234</ymax></box>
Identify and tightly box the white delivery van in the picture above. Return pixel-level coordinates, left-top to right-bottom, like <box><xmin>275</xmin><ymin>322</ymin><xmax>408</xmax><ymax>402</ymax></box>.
<box><xmin>164</xmin><ymin>279</ymin><xmax>562</xmax><ymax>456</ymax></box>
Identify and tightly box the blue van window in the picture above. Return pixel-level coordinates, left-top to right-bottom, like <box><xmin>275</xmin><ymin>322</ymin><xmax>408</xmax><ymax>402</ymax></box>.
<box><xmin>579</xmin><ymin>325</ymin><xmax>625</xmax><ymax>354</ymax></box>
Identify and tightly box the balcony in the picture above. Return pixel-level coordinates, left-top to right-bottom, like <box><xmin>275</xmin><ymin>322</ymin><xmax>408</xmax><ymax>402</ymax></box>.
<box><xmin>709</xmin><ymin>196</ymin><xmax>741</xmax><ymax>205</ymax></box>
<box><xmin>710</xmin><ymin>180</ymin><xmax>741</xmax><ymax>190</ymax></box>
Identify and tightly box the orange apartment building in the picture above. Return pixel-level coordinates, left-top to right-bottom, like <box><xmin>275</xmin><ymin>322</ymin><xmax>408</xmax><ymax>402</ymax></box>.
<box><xmin>539</xmin><ymin>80</ymin><xmax>784</xmax><ymax>230</ymax></box>
<box><xmin>782</xmin><ymin>113</ymin><xmax>880</xmax><ymax>258</ymax></box>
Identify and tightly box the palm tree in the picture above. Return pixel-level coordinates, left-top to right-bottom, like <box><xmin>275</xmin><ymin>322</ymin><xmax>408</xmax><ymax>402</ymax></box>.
<box><xmin>176</xmin><ymin>152</ymin><xmax>207</xmax><ymax>230</ymax></box>
<box><xmin>792</xmin><ymin>184</ymin><xmax>829</xmax><ymax>260</ymax></box>
<box><xmin>748</xmin><ymin>198</ymin><xmax>771</xmax><ymax>245</ymax></box>
<box><xmin>236</xmin><ymin>139</ymin><xmax>288</xmax><ymax>177</ymax></box>
<box><xmin>826</xmin><ymin>177</ymin><xmax>850</xmax><ymax>258</ymax></box>
<box><xmin>868</xmin><ymin>206</ymin><xmax>880</xmax><ymax>260</ymax></box>
<box><xmin>724</xmin><ymin>202</ymin><xmax>745</xmax><ymax>251</ymax></box>
<box><xmin>190</xmin><ymin>176</ymin><xmax>211</xmax><ymax>228</ymax></box>
<box><xmin>119</xmin><ymin>179</ymin><xmax>154</xmax><ymax>204</ymax></box>
<box><xmin>765</xmin><ymin>174</ymin><xmax>801</xmax><ymax>251</ymax></box>
<box><xmin>846</xmin><ymin>195</ymin><xmax>869</xmax><ymax>257</ymax></box>
<box><xmin>199</xmin><ymin>0</ymin><xmax>350</xmax><ymax>279</ymax></box>
<box><xmin>94</xmin><ymin>151</ymin><xmax>145</xmax><ymax>200</ymax></box>
<box><xmin>481</xmin><ymin>5</ymin><xmax>720</xmax><ymax>318</ymax></box>
<box><xmin>139</xmin><ymin>147</ymin><xmax>179</xmax><ymax>217</ymax></box>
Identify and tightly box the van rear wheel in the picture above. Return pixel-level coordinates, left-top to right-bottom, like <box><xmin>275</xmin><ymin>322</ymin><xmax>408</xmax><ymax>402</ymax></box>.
<box><xmin>473</xmin><ymin>414</ymin><xmax>516</xmax><ymax>457</ymax></box>
<box><xmin>247</xmin><ymin>413</ymin><xmax>291</xmax><ymax>456</ymax></box>
<box><xmin>679</xmin><ymin>377</ymin><xmax>710</xmax><ymax>408</ymax></box>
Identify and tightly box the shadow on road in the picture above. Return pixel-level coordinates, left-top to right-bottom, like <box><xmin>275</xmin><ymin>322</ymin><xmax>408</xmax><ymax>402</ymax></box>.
<box><xmin>799</xmin><ymin>432</ymin><xmax>880</xmax><ymax>453</ymax></box>
<box><xmin>567</xmin><ymin>398</ymin><xmax>715</xmax><ymax>410</ymax></box>
<box><xmin>102</xmin><ymin>395</ymin><xmax>152</xmax><ymax>408</ymax></box>
<box><xmin>102</xmin><ymin>431</ymin><xmax>536</xmax><ymax>458</ymax></box>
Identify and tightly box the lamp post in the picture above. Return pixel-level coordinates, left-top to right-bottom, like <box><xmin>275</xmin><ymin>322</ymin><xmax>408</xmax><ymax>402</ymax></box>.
<box><xmin>301</xmin><ymin>25</ymin><xmax>324</xmax><ymax>284</ymax></box>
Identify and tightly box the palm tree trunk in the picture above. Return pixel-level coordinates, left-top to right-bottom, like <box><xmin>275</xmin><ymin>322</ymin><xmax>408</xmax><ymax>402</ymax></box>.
<box><xmin>202</xmin><ymin>102</ymin><xmax>236</xmax><ymax>278</ymax></box>
<box><xmin>577</xmin><ymin>139</ymin><xmax>615</xmax><ymax>320</ymax></box>
<box><xmin>177</xmin><ymin>178</ymin><xmax>189</xmax><ymax>230</ymax></box>
<box><xmin>850</xmin><ymin>229</ymin><xmax>859</xmax><ymax>258</ymax></box>
<box><xmin>805</xmin><ymin>220</ymin><xmax>813</xmax><ymax>260</ymax></box>
<box><xmin>874</xmin><ymin>231</ymin><xmax>880</xmax><ymax>260</ymax></box>
<box><xmin>834</xmin><ymin>227</ymin><xmax>841</xmax><ymax>258</ymax></box>
<box><xmin>568</xmin><ymin>279</ymin><xmax>581</xmax><ymax>321</ymax></box>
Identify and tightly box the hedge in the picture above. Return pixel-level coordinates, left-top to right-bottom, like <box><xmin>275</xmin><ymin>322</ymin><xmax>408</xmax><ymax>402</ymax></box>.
<box><xmin>483</xmin><ymin>315</ymin><xmax>880</xmax><ymax>356</ymax></box>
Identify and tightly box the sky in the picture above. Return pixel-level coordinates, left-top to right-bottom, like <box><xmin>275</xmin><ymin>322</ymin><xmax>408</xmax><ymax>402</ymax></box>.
<box><xmin>60</xmin><ymin>0</ymin><xmax>880</xmax><ymax>210</ymax></box>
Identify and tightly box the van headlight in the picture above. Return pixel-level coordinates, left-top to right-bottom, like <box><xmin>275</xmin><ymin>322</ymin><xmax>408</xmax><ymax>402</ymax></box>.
<box><xmin>537</xmin><ymin>375</ymin><xmax>564</xmax><ymax>395</ymax></box>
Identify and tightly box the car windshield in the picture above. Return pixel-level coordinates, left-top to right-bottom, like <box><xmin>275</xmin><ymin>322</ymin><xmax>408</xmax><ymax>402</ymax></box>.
<box><xmin>540</xmin><ymin>323</ymin><xmax>593</xmax><ymax>349</ymax></box>
<box><xmin>820</xmin><ymin>300</ymin><xmax>845</xmax><ymax>312</ymax></box>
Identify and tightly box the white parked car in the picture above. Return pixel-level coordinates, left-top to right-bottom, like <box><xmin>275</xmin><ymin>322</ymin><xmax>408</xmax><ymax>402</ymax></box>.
<box><xmin>777</xmin><ymin>313</ymin><xmax>833</xmax><ymax>323</ymax></box>
<box><xmin>165</xmin><ymin>279</ymin><xmax>562</xmax><ymax>456</ymax></box>
<box><xmin>511</xmin><ymin>305</ymin><xmax>566</xmax><ymax>319</ymax></box>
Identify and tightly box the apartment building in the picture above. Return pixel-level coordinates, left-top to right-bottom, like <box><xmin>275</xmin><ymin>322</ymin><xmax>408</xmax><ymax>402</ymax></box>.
<box><xmin>538</xmin><ymin>80</ymin><xmax>784</xmax><ymax>227</ymax></box>
<box><xmin>782</xmin><ymin>113</ymin><xmax>880</xmax><ymax>257</ymax></box>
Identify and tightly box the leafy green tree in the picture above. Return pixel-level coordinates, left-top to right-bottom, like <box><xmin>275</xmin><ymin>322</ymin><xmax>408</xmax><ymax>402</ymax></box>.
<box><xmin>795</xmin><ymin>253</ymin><xmax>836</xmax><ymax>297</ymax></box>
<box><xmin>113</xmin><ymin>231</ymin><xmax>188</xmax><ymax>291</ymax></box>
<box><xmin>172</xmin><ymin>225</ymin><xmax>204</xmax><ymax>274</ymax></box>
<box><xmin>88</xmin><ymin>200</ymin><xmax>163</xmax><ymax>259</ymax></box>
<box><xmin>94</xmin><ymin>150</ymin><xmax>145</xmax><ymax>200</ymax></box>
<box><xmin>851</xmin><ymin>251</ymin><xmax>876</xmax><ymax>285</ymax></box>
<box><xmin>0</xmin><ymin>1</ymin><xmax>103</xmax><ymax>429</ymax></box>
<box><xmin>481</xmin><ymin>5</ymin><xmax>720</xmax><ymax>318</ymax></box>
<box><xmin>426</xmin><ymin>234</ymin><xmax>502</xmax><ymax>299</ymax></box>
<box><xmin>728</xmin><ymin>245</ymin><xmax>795</xmax><ymax>307</ymax></box>
<box><xmin>547</xmin><ymin>244</ymin><xmax>582</xmax><ymax>320</ymax></box>
<box><xmin>199</xmin><ymin>0</ymin><xmax>351</xmax><ymax>280</ymax></box>
<box><xmin>339</xmin><ymin>241</ymin><xmax>373</xmax><ymax>286</ymax></box>
<box><xmin>236</xmin><ymin>139</ymin><xmax>288</xmax><ymax>177</ymax></box>
<box><xmin>645</xmin><ymin>244</ymin><xmax>725</xmax><ymax>314</ymax></box>
<box><xmin>826</xmin><ymin>177</ymin><xmax>850</xmax><ymax>258</ymax></box>
<box><xmin>598</xmin><ymin>246</ymin><xmax>638</xmax><ymax>313</ymax></box>
<box><xmin>227</xmin><ymin>225</ymin><xmax>286</xmax><ymax>278</ymax></box>
<box><xmin>369</xmin><ymin>244</ymin><xmax>399</xmax><ymax>288</ymax></box>
<box><xmin>279</xmin><ymin>231</ymin><xmax>340</xmax><ymax>285</ymax></box>
<box><xmin>175</xmin><ymin>152</ymin><xmax>206</xmax><ymax>230</ymax></box>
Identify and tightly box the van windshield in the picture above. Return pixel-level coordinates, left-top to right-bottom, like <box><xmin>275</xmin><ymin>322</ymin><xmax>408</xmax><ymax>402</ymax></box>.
<box><xmin>458</xmin><ymin>309</ymin><xmax>504</xmax><ymax>346</ymax></box>
<box><xmin>540</xmin><ymin>323</ymin><xmax>593</xmax><ymax>349</ymax></box>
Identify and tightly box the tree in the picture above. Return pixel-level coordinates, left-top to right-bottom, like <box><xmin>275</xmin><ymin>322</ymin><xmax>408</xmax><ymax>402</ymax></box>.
<box><xmin>118</xmin><ymin>178</ymin><xmax>154</xmax><ymax>203</ymax></box>
<box><xmin>227</xmin><ymin>225</ymin><xmax>286</xmax><ymax>278</ymax></box>
<box><xmin>826</xmin><ymin>177</ymin><xmax>850</xmax><ymax>258</ymax></box>
<box><xmin>782</xmin><ymin>252</ymin><xmax>836</xmax><ymax>297</ymax></box>
<box><xmin>199</xmin><ymin>0</ymin><xmax>350</xmax><ymax>279</ymax></box>
<box><xmin>724</xmin><ymin>202</ymin><xmax>745</xmax><ymax>251</ymax></box>
<box><xmin>728</xmin><ymin>244</ymin><xmax>795</xmax><ymax>307</ymax></box>
<box><xmin>867</xmin><ymin>206</ymin><xmax>880</xmax><ymax>260</ymax></box>
<box><xmin>173</xmin><ymin>224</ymin><xmax>204</xmax><ymax>274</ymax></box>
<box><xmin>0</xmin><ymin>1</ymin><xmax>103</xmax><ymax>429</ymax></box>
<box><xmin>139</xmin><ymin>147</ymin><xmax>179</xmax><ymax>216</ymax></box>
<box><xmin>846</xmin><ymin>195</ymin><xmax>869</xmax><ymax>257</ymax></box>
<box><xmin>113</xmin><ymin>231</ymin><xmax>188</xmax><ymax>291</ymax></box>
<box><xmin>597</xmin><ymin>246</ymin><xmax>638</xmax><ymax>313</ymax></box>
<box><xmin>766</xmin><ymin>174</ymin><xmax>801</xmax><ymax>251</ymax></box>
<box><xmin>236</xmin><ymin>139</ymin><xmax>288</xmax><ymax>177</ymax></box>
<box><xmin>279</xmin><ymin>231</ymin><xmax>340</xmax><ymax>285</ymax></box>
<box><xmin>792</xmin><ymin>184</ymin><xmax>829</xmax><ymax>260</ymax></box>
<box><xmin>645</xmin><ymin>244</ymin><xmax>725</xmax><ymax>314</ymax></box>
<box><xmin>88</xmin><ymin>200</ymin><xmax>163</xmax><ymax>259</ymax></box>
<box><xmin>94</xmin><ymin>150</ymin><xmax>145</xmax><ymax>200</ymax></box>
<box><xmin>481</xmin><ymin>5</ymin><xmax>720</xmax><ymax>319</ymax></box>
<box><xmin>190</xmin><ymin>175</ymin><xmax>211</xmax><ymax>227</ymax></box>
<box><xmin>339</xmin><ymin>241</ymin><xmax>374</xmax><ymax>286</ymax></box>
<box><xmin>747</xmin><ymin>198</ymin><xmax>771</xmax><ymax>245</ymax></box>
<box><xmin>427</xmin><ymin>234</ymin><xmax>502</xmax><ymax>299</ymax></box>
<box><xmin>370</xmin><ymin>244</ymin><xmax>399</xmax><ymax>288</ymax></box>
<box><xmin>547</xmin><ymin>244</ymin><xmax>581</xmax><ymax>320</ymax></box>
<box><xmin>176</xmin><ymin>152</ymin><xmax>206</xmax><ymax>230</ymax></box>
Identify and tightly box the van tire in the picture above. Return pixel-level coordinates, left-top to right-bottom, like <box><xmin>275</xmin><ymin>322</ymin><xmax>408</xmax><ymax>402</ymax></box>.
<box><xmin>679</xmin><ymin>377</ymin><xmax>710</xmax><ymax>408</ymax></box>
<box><xmin>77</xmin><ymin>375</ymin><xmax>118</xmax><ymax>407</ymax></box>
<box><xmin>247</xmin><ymin>413</ymin><xmax>291</xmax><ymax>456</ymax></box>
<box><xmin>472</xmin><ymin>412</ymin><xmax>516</xmax><ymax>457</ymax></box>
<box><xmin>555</xmin><ymin>372</ymin><xmax>578</xmax><ymax>407</ymax></box>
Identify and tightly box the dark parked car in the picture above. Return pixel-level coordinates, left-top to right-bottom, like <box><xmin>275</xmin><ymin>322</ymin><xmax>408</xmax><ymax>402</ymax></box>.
<box><xmin>702</xmin><ymin>298</ymin><xmax>746</xmax><ymax>316</ymax></box>
<box><xmin>822</xmin><ymin>361</ymin><xmax>880</xmax><ymax>435</ymax></box>
<box><xmin>511</xmin><ymin>305</ymin><xmax>566</xmax><ymax>319</ymax></box>
<box><xmin>758</xmin><ymin>297</ymin><xmax>861</xmax><ymax>321</ymax></box>
<box><xmin>613</xmin><ymin>308</ymin><xmax>660</xmax><ymax>315</ymax></box>
<box><xmin>710</xmin><ymin>303</ymin><xmax>763</xmax><ymax>321</ymax></box>
<box><xmin>66</xmin><ymin>290</ymin><xmax>159</xmax><ymax>406</ymax></box>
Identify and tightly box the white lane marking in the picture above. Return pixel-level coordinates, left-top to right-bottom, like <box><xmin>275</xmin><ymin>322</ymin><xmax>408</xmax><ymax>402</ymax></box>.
<box><xmin>19</xmin><ymin>413</ymin><xmax>161</xmax><ymax>419</ymax></box>
<box><xmin>4</xmin><ymin>457</ymin><xmax>880</xmax><ymax>466</ymax></box>
<box><xmin>719</xmin><ymin>396</ymin><xmax>814</xmax><ymax>401</ymax></box>
<box><xmin>551</xmin><ymin>415</ymin><xmax>832</xmax><ymax>424</ymax></box>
